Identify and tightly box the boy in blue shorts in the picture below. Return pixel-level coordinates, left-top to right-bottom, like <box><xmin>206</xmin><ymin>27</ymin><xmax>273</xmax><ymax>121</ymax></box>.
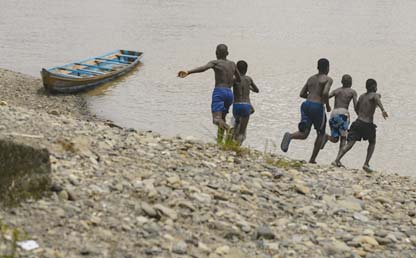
<box><xmin>178</xmin><ymin>44</ymin><xmax>241</xmax><ymax>143</ymax></box>
<box><xmin>280</xmin><ymin>58</ymin><xmax>333</xmax><ymax>163</ymax></box>
<box><xmin>232</xmin><ymin>60</ymin><xmax>259</xmax><ymax>145</ymax></box>
<box><xmin>321</xmin><ymin>74</ymin><xmax>358</xmax><ymax>160</ymax></box>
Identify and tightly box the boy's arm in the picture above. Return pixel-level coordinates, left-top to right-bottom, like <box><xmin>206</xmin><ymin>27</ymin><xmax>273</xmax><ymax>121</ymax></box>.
<box><xmin>299</xmin><ymin>81</ymin><xmax>309</xmax><ymax>99</ymax></box>
<box><xmin>249</xmin><ymin>78</ymin><xmax>259</xmax><ymax>93</ymax></box>
<box><xmin>322</xmin><ymin>78</ymin><xmax>333</xmax><ymax>102</ymax></box>
<box><xmin>178</xmin><ymin>61</ymin><xmax>215</xmax><ymax>78</ymax></box>
<box><xmin>234</xmin><ymin>64</ymin><xmax>241</xmax><ymax>83</ymax></box>
<box><xmin>355</xmin><ymin>99</ymin><xmax>360</xmax><ymax>116</ymax></box>
<box><xmin>325</xmin><ymin>99</ymin><xmax>331</xmax><ymax>112</ymax></box>
<box><xmin>325</xmin><ymin>89</ymin><xmax>336</xmax><ymax>112</ymax></box>
<box><xmin>375</xmin><ymin>94</ymin><xmax>388</xmax><ymax>119</ymax></box>
<box><xmin>352</xmin><ymin>90</ymin><xmax>358</xmax><ymax>113</ymax></box>
<box><xmin>328</xmin><ymin>89</ymin><xmax>336</xmax><ymax>99</ymax></box>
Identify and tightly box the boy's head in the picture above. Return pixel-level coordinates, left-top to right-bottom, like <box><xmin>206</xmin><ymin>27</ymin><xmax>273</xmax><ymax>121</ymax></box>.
<box><xmin>216</xmin><ymin>44</ymin><xmax>228</xmax><ymax>59</ymax></box>
<box><xmin>317</xmin><ymin>58</ymin><xmax>330</xmax><ymax>74</ymax></box>
<box><xmin>236</xmin><ymin>60</ymin><xmax>248</xmax><ymax>75</ymax></box>
<box><xmin>341</xmin><ymin>74</ymin><xmax>352</xmax><ymax>88</ymax></box>
<box><xmin>366</xmin><ymin>78</ymin><xmax>377</xmax><ymax>93</ymax></box>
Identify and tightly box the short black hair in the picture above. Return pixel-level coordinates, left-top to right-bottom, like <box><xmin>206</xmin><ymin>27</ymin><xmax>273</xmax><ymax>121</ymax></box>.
<box><xmin>341</xmin><ymin>74</ymin><xmax>352</xmax><ymax>87</ymax></box>
<box><xmin>317</xmin><ymin>58</ymin><xmax>329</xmax><ymax>72</ymax></box>
<box><xmin>237</xmin><ymin>60</ymin><xmax>248</xmax><ymax>75</ymax></box>
<box><xmin>366</xmin><ymin>78</ymin><xmax>377</xmax><ymax>92</ymax></box>
<box><xmin>216</xmin><ymin>44</ymin><xmax>228</xmax><ymax>58</ymax></box>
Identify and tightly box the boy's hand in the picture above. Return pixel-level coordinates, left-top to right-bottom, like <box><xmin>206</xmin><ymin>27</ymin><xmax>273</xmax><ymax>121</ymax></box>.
<box><xmin>326</xmin><ymin>105</ymin><xmax>332</xmax><ymax>113</ymax></box>
<box><xmin>382</xmin><ymin>111</ymin><xmax>388</xmax><ymax>119</ymax></box>
<box><xmin>178</xmin><ymin>71</ymin><xmax>188</xmax><ymax>78</ymax></box>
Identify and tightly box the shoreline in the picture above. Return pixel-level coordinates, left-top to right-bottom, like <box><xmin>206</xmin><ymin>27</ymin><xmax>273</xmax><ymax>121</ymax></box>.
<box><xmin>1</xmin><ymin>68</ymin><xmax>416</xmax><ymax>257</ymax></box>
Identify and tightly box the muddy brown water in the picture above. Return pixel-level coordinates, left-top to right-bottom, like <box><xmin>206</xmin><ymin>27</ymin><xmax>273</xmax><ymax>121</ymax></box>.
<box><xmin>1</xmin><ymin>0</ymin><xmax>415</xmax><ymax>176</ymax></box>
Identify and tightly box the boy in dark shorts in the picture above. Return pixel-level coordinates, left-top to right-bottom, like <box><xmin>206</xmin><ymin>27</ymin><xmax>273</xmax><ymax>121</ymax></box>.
<box><xmin>332</xmin><ymin>79</ymin><xmax>388</xmax><ymax>172</ymax></box>
<box><xmin>178</xmin><ymin>44</ymin><xmax>240</xmax><ymax>143</ymax></box>
<box><xmin>281</xmin><ymin>58</ymin><xmax>333</xmax><ymax>163</ymax></box>
<box><xmin>232</xmin><ymin>60</ymin><xmax>259</xmax><ymax>145</ymax></box>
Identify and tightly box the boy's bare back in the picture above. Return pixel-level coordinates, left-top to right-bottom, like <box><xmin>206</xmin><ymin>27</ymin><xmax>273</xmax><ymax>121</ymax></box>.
<box><xmin>210</xmin><ymin>59</ymin><xmax>237</xmax><ymax>88</ymax></box>
<box><xmin>304</xmin><ymin>74</ymin><xmax>333</xmax><ymax>103</ymax></box>
<box><xmin>233</xmin><ymin>75</ymin><xmax>257</xmax><ymax>103</ymax></box>
<box><xmin>357</xmin><ymin>92</ymin><xmax>381</xmax><ymax>123</ymax></box>
<box><xmin>332</xmin><ymin>87</ymin><xmax>357</xmax><ymax>110</ymax></box>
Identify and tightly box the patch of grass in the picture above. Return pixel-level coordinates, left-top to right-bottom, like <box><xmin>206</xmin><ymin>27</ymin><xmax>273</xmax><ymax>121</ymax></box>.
<box><xmin>0</xmin><ymin>220</ymin><xmax>19</xmax><ymax>258</ymax></box>
<box><xmin>265</xmin><ymin>154</ymin><xmax>303</xmax><ymax>169</ymax></box>
<box><xmin>218</xmin><ymin>140</ymin><xmax>250</xmax><ymax>156</ymax></box>
<box><xmin>56</xmin><ymin>137</ymin><xmax>75</xmax><ymax>153</ymax></box>
<box><xmin>217</xmin><ymin>130</ymin><xmax>250</xmax><ymax>156</ymax></box>
<box><xmin>262</xmin><ymin>138</ymin><xmax>303</xmax><ymax>169</ymax></box>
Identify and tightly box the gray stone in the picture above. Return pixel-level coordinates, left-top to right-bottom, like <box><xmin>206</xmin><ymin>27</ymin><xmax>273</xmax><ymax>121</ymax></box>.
<box><xmin>172</xmin><ymin>240</ymin><xmax>187</xmax><ymax>255</ymax></box>
<box><xmin>256</xmin><ymin>225</ymin><xmax>275</xmax><ymax>240</ymax></box>
<box><xmin>141</xmin><ymin>202</ymin><xmax>159</xmax><ymax>218</ymax></box>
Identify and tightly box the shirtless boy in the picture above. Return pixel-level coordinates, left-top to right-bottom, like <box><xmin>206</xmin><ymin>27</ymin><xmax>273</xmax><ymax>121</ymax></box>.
<box><xmin>322</xmin><ymin>74</ymin><xmax>357</xmax><ymax>157</ymax></box>
<box><xmin>280</xmin><ymin>58</ymin><xmax>333</xmax><ymax>163</ymax></box>
<box><xmin>232</xmin><ymin>60</ymin><xmax>259</xmax><ymax>145</ymax></box>
<box><xmin>333</xmin><ymin>79</ymin><xmax>388</xmax><ymax>172</ymax></box>
<box><xmin>178</xmin><ymin>44</ymin><xmax>240</xmax><ymax>143</ymax></box>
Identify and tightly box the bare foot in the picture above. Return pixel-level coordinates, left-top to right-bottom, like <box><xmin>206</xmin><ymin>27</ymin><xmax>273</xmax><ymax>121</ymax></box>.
<box><xmin>331</xmin><ymin>161</ymin><xmax>345</xmax><ymax>168</ymax></box>
<box><xmin>363</xmin><ymin>165</ymin><xmax>374</xmax><ymax>173</ymax></box>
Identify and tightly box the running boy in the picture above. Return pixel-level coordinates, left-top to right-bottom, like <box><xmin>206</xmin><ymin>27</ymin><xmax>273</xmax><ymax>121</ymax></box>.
<box><xmin>333</xmin><ymin>79</ymin><xmax>388</xmax><ymax>172</ymax></box>
<box><xmin>280</xmin><ymin>58</ymin><xmax>333</xmax><ymax>164</ymax></box>
<box><xmin>322</xmin><ymin>74</ymin><xmax>358</xmax><ymax>157</ymax></box>
<box><xmin>178</xmin><ymin>44</ymin><xmax>240</xmax><ymax>143</ymax></box>
<box><xmin>232</xmin><ymin>60</ymin><xmax>259</xmax><ymax>145</ymax></box>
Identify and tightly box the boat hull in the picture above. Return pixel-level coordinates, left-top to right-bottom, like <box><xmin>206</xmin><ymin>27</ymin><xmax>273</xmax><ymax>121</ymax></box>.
<box><xmin>41</xmin><ymin>50</ymin><xmax>142</xmax><ymax>94</ymax></box>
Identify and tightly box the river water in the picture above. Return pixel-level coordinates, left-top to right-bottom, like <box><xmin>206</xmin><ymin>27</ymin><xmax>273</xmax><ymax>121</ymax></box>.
<box><xmin>1</xmin><ymin>0</ymin><xmax>415</xmax><ymax>176</ymax></box>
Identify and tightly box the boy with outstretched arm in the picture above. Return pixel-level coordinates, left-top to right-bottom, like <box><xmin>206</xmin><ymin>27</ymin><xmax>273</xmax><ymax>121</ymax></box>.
<box><xmin>178</xmin><ymin>44</ymin><xmax>240</xmax><ymax>143</ymax></box>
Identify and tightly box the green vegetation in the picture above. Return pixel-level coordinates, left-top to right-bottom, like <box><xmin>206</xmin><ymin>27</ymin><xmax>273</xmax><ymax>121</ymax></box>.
<box><xmin>0</xmin><ymin>220</ymin><xmax>19</xmax><ymax>258</ymax></box>
<box><xmin>217</xmin><ymin>129</ymin><xmax>250</xmax><ymax>156</ymax></box>
<box><xmin>265</xmin><ymin>155</ymin><xmax>303</xmax><ymax>169</ymax></box>
<box><xmin>263</xmin><ymin>139</ymin><xmax>303</xmax><ymax>169</ymax></box>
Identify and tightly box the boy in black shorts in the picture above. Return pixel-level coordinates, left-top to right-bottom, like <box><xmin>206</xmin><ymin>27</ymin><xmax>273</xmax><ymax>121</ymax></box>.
<box><xmin>332</xmin><ymin>79</ymin><xmax>388</xmax><ymax>172</ymax></box>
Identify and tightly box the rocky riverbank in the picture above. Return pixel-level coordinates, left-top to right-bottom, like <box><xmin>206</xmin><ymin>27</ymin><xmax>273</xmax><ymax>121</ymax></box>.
<box><xmin>1</xmin><ymin>68</ymin><xmax>416</xmax><ymax>258</ymax></box>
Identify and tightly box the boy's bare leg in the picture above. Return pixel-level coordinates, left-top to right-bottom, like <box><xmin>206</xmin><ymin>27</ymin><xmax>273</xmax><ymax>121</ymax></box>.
<box><xmin>336</xmin><ymin>136</ymin><xmax>347</xmax><ymax>158</ymax></box>
<box><xmin>333</xmin><ymin>140</ymin><xmax>356</xmax><ymax>167</ymax></box>
<box><xmin>213</xmin><ymin>112</ymin><xmax>228</xmax><ymax>143</ymax></box>
<box><xmin>236</xmin><ymin>116</ymin><xmax>249</xmax><ymax>145</ymax></box>
<box><xmin>326</xmin><ymin>134</ymin><xmax>339</xmax><ymax>143</ymax></box>
<box><xmin>281</xmin><ymin>130</ymin><xmax>310</xmax><ymax>152</ymax></box>
<box><xmin>232</xmin><ymin>117</ymin><xmax>241</xmax><ymax>141</ymax></box>
<box><xmin>309</xmin><ymin>133</ymin><xmax>325</xmax><ymax>163</ymax></box>
<box><xmin>290</xmin><ymin>130</ymin><xmax>310</xmax><ymax>140</ymax></box>
<box><xmin>363</xmin><ymin>141</ymin><xmax>376</xmax><ymax>172</ymax></box>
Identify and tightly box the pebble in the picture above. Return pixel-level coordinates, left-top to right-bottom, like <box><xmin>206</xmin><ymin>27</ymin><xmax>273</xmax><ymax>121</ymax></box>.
<box><xmin>172</xmin><ymin>240</ymin><xmax>187</xmax><ymax>255</ymax></box>
<box><xmin>256</xmin><ymin>225</ymin><xmax>275</xmax><ymax>240</ymax></box>
<box><xmin>141</xmin><ymin>202</ymin><xmax>159</xmax><ymax>219</ymax></box>
<box><xmin>353</xmin><ymin>236</ymin><xmax>379</xmax><ymax>246</ymax></box>
<box><xmin>295</xmin><ymin>183</ymin><xmax>310</xmax><ymax>195</ymax></box>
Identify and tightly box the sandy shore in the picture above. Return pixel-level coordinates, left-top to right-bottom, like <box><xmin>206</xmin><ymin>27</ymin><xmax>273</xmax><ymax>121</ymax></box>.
<box><xmin>0</xmin><ymin>68</ymin><xmax>415</xmax><ymax>258</ymax></box>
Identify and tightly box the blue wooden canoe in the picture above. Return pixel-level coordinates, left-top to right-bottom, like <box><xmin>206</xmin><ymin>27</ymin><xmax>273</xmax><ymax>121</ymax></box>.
<box><xmin>41</xmin><ymin>50</ymin><xmax>143</xmax><ymax>93</ymax></box>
